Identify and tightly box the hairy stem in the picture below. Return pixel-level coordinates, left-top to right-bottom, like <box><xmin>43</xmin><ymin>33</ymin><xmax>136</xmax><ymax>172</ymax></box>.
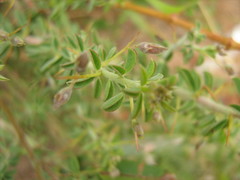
<box><xmin>174</xmin><ymin>87</ymin><xmax>240</xmax><ymax>118</ymax></box>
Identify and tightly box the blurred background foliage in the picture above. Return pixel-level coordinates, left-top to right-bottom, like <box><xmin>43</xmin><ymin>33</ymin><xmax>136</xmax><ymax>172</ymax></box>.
<box><xmin>0</xmin><ymin>0</ymin><xmax>240</xmax><ymax>180</ymax></box>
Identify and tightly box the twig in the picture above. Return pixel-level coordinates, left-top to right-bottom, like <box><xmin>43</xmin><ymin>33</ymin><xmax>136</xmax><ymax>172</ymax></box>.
<box><xmin>174</xmin><ymin>87</ymin><xmax>240</xmax><ymax>118</ymax></box>
<box><xmin>0</xmin><ymin>101</ymin><xmax>44</xmax><ymax>180</ymax></box>
<box><xmin>116</xmin><ymin>2</ymin><xmax>240</xmax><ymax>50</ymax></box>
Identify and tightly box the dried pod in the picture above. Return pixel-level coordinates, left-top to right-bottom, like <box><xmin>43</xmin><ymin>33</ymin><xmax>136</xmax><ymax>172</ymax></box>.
<box><xmin>0</xmin><ymin>29</ymin><xmax>9</xmax><ymax>41</ymax></box>
<box><xmin>216</xmin><ymin>44</ymin><xmax>226</xmax><ymax>56</ymax></box>
<box><xmin>224</xmin><ymin>65</ymin><xmax>234</xmax><ymax>76</ymax></box>
<box><xmin>133</xmin><ymin>122</ymin><xmax>144</xmax><ymax>138</ymax></box>
<box><xmin>75</xmin><ymin>51</ymin><xmax>89</xmax><ymax>73</ymax></box>
<box><xmin>10</xmin><ymin>36</ymin><xmax>25</xmax><ymax>47</ymax></box>
<box><xmin>137</xmin><ymin>42</ymin><xmax>167</xmax><ymax>54</ymax></box>
<box><xmin>53</xmin><ymin>86</ymin><xmax>73</xmax><ymax>108</ymax></box>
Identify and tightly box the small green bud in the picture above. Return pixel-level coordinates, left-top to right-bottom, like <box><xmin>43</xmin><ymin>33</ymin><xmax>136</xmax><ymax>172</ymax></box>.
<box><xmin>11</xmin><ymin>36</ymin><xmax>25</xmax><ymax>47</ymax></box>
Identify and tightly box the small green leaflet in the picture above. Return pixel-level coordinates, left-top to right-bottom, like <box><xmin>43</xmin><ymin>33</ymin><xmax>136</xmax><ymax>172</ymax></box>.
<box><xmin>233</xmin><ymin>77</ymin><xmax>240</xmax><ymax>94</ymax></box>
<box><xmin>204</xmin><ymin>71</ymin><xmax>213</xmax><ymax>89</ymax></box>
<box><xmin>111</xmin><ymin>65</ymin><xmax>126</xmax><ymax>75</ymax></box>
<box><xmin>106</xmin><ymin>47</ymin><xmax>117</xmax><ymax>60</ymax></box>
<box><xmin>140</xmin><ymin>66</ymin><xmax>147</xmax><ymax>86</ymax></box>
<box><xmin>104</xmin><ymin>81</ymin><xmax>114</xmax><ymax>100</ymax></box>
<box><xmin>74</xmin><ymin>77</ymin><xmax>95</xmax><ymax>88</ymax></box>
<box><xmin>0</xmin><ymin>74</ymin><xmax>9</xmax><ymax>81</ymax></box>
<box><xmin>90</xmin><ymin>49</ymin><xmax>101</xmax><ymax>70</ymax></box>
<box><xmin>102</xmin><ymin>93</ymin><xmax>124</xmax><ymax>112</ymax></box>
<box><xmin>123</xmin><ymin>87</ymin><xmax>141</xmax><ymax>97</ymax></box>
<box><xmin>94</xmin><ymin>78</ymin><xmax>102</xmax><ymax>98</ymax></box>
<box><xmin>76</xmin><ymin>35</ymin><xmax>84</xmax><ymax>51</ymax></box>
<box><xmin>40</xmin><ymin>56</ymin><xmax>62</xmax><ymax>73</ymax></box>
<box><xmin>131</xmin><ymin>93</ymin><xmax>143</xmax><ymax>119</ymax></box>
<box><xmin>125</xmin><ymin>49</ymin><xmax>136</xmax><ymax>73</ymax></box>
<box><xmin>146</xmin><ymin>60</ymin><xmax>156</xmax><ymax>78</ymax></box>
<box><xmin>67</xmin><ymin>156</ymin><xmax>80</xmax><ymax>173</ymax></box>
<box><xmin>179</xmin><ymin>69</ymin><xmax>201</xmax><ymax>92</ymax></box>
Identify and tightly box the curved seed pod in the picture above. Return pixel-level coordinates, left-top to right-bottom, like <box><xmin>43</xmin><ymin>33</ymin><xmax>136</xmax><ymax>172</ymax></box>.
<box><xmin>53</xmin><ymin>86</ymin><xmax>73</xmax><ymax>109</ymax></box>
<box><xmin>75</xmin><ymin>51</ymin><xmax>89</xmax><ymax>73</ymax></box>
<box><xmin>224</xmin><ymin>65</ymin><xmax>234</xmax><ymax>76</ymax></box>
<box><xmin>10</xmin><ymin>36</ymin><xmax>25</xmax><ymax>47</ymax></box>
<box><xmin>216</xmin><ymin>44</ymin><xmax>226</xmax><ymax>56</ymax></box>
<box><xmin>137</xmin><ymin>42</ymin><xmax>167</xmax><ymax>54</ymax></box>
<box><xmin>0</xmin><ymin>29</ymin><xmax>9</xmax><ymax>41</ymax></box>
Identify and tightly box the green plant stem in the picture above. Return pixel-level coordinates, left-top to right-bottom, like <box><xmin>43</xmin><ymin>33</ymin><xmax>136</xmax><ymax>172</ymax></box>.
<box><xmin>102</xmin><ymin>68</ymin><xmax>140</xmax><ymax>88</ymax></box>
<box><xmin>174</xmin><ymin>87</ymin><xmax>240</xmax><ymax>118</ymax></box>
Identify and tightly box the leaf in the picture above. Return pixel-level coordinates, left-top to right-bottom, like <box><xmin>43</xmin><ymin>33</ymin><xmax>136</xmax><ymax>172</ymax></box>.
<box><xmin>104</xmin><ymin>81</ymin><xmax>114</xmax><ymax>100</ymax></box>
<box><xmin>140</xmin><ymin>66</ymin><xmax>147</xmax><ymax>86</ymax></box>
<box><xmin>111</xmin><ymin>65</ymin><xmax>126</xmax><ymax>75</ymax></box>
<box><xmin>0</xmin><ymin>74</ymin><xmax>9</xmax><ymax>81</ymax></box>
<box><xmin>197</xmin><ymin>54</ymin><xmax>204</xmax><ymax>65</ymax></box>
<box><xmin>233</xmin><ymin>77</ymin><xmax>240</xmax><ymax>94</ymax></box>
<box><xmin>230</xmin><ymin>104</ymin><xmax>240</xmax><ymax>112</ymax></box>
<box><xmin>131</xmin><ymin>93</ymin><xmax>143</xmax><ymax>119</ymax></box>
<box><xmin>204</xmin><ymin>71</ymin><xmax>213</xmax><ymax>88</ymax></box>
<box><xmin>179</xmin><ymin>69</ymin><xmax>201</xmax><ymax>91</ymax></box>
<box><xmin>90</xmin><ymin>49</ymin><xmax>101</xmax><ymax>70</ymax></box>
<box><xmin>149</xmin><ymin>73</ymin><xmax>164</xmax><ymax>81</ymax></box>
<box><xmin>76</xmin><ymin>35</ymin><xmax>84</xmax><ymax>51</ymax></box>
<box><xmin>146</xmin><ymin>60</ymin><xmax>156</xmax><ymax>78</ymax></box>
<box><xmin>102</xmin><ymin>93</ymin><xmax>124</xmax><ymax>112</ymax></box>
<box><xmin>161</xmin><ymin>101</ymin><xmax>176</xmax><ymax>112</ymax></box>
<box><xmin>106</xmin><ymin>47</ymin><xmax>117</xmax><ymax>60</ymax></box>
<box><xmin>94</xmin><ymin>78</ymin><xmax>102</xmax><ymax>98</ymax></box>
<box><xmin>40</xmin><ymin>56</ymin><xmax>62</xmax><ymax>73</ymax></box>
<box><xmin>67</xmin><ymin>156</ymin><xmax>80</xmax><ymax>173</ymax></box>
<box><xmin>203</xmin><ymin>119</ymin><xmax>228</xmax><ymax>136</ymax></box>
<box><xmin>125</xmin><ymin>49</ymin><xmax>136</xmax><ymax>73</ymax></box>
<box><xmin>67</xmin><ymin>35</ymin><xmax>78</xmax><ymax>49</ymax></box>
<box><xmin>123</xmin><ymin>87</ymin><xmax>141</xmax><ymax>97</ymax></box>
<box><xmin>74</xmin><ymin>77</ymin><xmax>95</xmax><ymax>88</ymax></box>
<box><xmin>179</xmin><ymin>100</ymin><xmax>195</xmax><ymax>112</ymax></box>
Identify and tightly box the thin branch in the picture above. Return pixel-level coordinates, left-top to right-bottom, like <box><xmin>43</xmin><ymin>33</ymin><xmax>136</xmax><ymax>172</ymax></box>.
<box><xmin>174</xmin><ymin>87</ymin><xmax>240</xmax><ymax>118</ymax></box>
<box><xmin>0</xmin><ymin>101</ymin><xmax>44</xmax><ymax>180</ymax></box>
<box><xmin>116</xmin><ymin>2</ymin><xmax>240</xmax><ymax>50</ymax></box>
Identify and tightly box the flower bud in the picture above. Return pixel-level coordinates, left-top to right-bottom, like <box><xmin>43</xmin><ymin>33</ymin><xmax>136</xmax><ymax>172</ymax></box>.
<box><xmin>224</xmin><ymin>65</ymin><xmax>234</xmax><ymax>76</ymax></box>
<box><xmin>11</xmin><ymin>36</ymin><xmax>25</xmax><ymax>47</ymax></box>
<box><xmin>0</xmin><ymin>29</ymin><xmax>9</xmax><ymax>41</ymax></box>
<box><xmin>133</xmin><ymin>122</ymin><xmax>144</xmax><ymax>138</ymax></box>
<box><xmin>216</xmin><ymin>44</ymin><xmax>226</xmax><ymax>56</ymax></box>
<box><xmin>75</xmin><ymin>51</ymin><xmax>89</xmax><ymax>73</ymax></box>
<box><xmin>137</xmin><ymin>42</ymin><xmax>167</xmax><ymax>54</ymax></box>
<box><xmin>53</xmin><ymin>86</ymin><xmax>73</xmax><ymax>108</ymax></box>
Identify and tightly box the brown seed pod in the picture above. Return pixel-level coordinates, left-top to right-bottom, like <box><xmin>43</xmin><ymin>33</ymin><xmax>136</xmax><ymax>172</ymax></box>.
<box><xmin>224</xmin><ymin>65</ymin><xmax>234</xmax><ymax>76</ymax></box>
<box><xmin>216</xmin><ymin>44</ymin><xmax>227</xmax><ymax>56</ymax></box>
<box><xmin>10</xmin><ymin>36</ymin><xmax>25</xmax><ymax>47</ymax></box>
<box><xmin>137</xmin><ymin>42</ymin><xmax>167</xmax><ymax>54</ymax></box>
<box><xmin>53</xmin><ymin>86</ymin><xmax>73</xmax><ymax>109</ymax></box>
<box><xmin>75</xmin><ymin>51</ymin><xmax>89</xmax><ymax>73</ymax></box>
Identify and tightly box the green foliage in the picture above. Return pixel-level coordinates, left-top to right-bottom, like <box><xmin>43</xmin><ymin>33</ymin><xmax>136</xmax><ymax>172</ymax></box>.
<box><xmin>0</xmin><ymin>0</ymin><xmax>240</xmax><ymax>179</ymax></box>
